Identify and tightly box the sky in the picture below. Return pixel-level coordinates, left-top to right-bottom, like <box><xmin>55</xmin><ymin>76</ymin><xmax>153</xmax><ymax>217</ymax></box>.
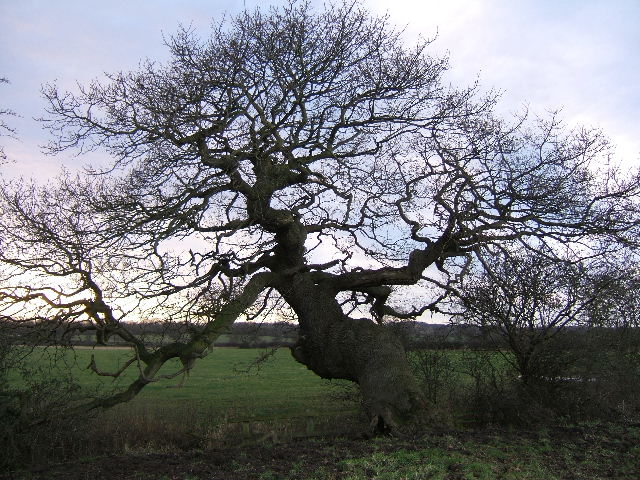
<box><xmin>1</xmin><ymin>0</ymin><xmax>638</xmax><ymax>324</ymax></box>
<box><xmin>1</xmin><ymin>0</ymin><xmax>639</xmax><ymax>178</ymax></box>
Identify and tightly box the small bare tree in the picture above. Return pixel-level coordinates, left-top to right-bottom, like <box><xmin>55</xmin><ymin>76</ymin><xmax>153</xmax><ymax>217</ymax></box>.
<box><xmin>456</xmin><ymin>249</ymin><xmax>598</xmax><ymax>384</ymax></box>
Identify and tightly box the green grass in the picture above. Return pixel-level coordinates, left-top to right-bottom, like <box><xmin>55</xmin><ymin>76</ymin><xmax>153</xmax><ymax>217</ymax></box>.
<box><xmin>11</xmin><ymin>346</ymin><xmax>352</xmax><ymax>413</ymax></box>
<box><xmin>7</xmin><ymin>346</ymin><xmax>362</xmax><ymax>452</ymax></box>
<box><xmin>11</xmin><ymin>346</ymin><xmax>509</xmax><ymax>418</ymax></box>
<box><xmin>5</xmin><ymin>347</ymin><xmax>640</xmax><ymax>478</ymax></box>
<box><xmin>78</xmin><ymin>347</ymin><xmax>354</xmax><ymax>420</ymax></box>
<box><xmin>290</xmin><ymin>427</ymin><xmax>640</xmax><ymax>480</ymax></box>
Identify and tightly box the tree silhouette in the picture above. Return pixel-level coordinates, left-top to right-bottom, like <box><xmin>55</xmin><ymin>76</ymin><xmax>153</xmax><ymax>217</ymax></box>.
<box><xmin>1</xmin><ymin>1</ymin><xmax>639</xmax><ymax>431</ymax></box>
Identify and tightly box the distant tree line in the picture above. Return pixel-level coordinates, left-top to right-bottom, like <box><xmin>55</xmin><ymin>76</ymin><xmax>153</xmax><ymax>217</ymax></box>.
<box><xmin>0</xmin><ymin>319</ymin><xmax>300</xmax><ymax>349</ymax></box>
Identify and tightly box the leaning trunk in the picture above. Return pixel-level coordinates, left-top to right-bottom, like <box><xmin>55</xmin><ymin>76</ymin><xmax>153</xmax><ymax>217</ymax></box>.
<box><xmin>276</xmin><ymin>274</ymin><xmax>431</xmax><ymax>433</ymax></box>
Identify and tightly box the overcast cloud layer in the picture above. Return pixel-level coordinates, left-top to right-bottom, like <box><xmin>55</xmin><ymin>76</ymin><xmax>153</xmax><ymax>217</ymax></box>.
<box><xmin>1</xmin><ymin>0</ymin><xmax>638</xmax><ymax>179</ymax></box>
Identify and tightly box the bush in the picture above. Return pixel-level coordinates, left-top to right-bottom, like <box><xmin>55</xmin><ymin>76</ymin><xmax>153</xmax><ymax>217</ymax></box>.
<box><xmin>410</xmin><ymin>349</ymin><xmax>458</xmax><ymax>407</ymax></box>
<box><xmin>409</xmin><ymin>341</ymin><xmax>640</xmax><ymax>427</ymax></box>
<box><xmin>559</xmin><ymin>328</ymin><xmax>640</xmax><ymax>422</ymax></box>
<box><xmin>0</xmin><ymin>343</ymin><xmax>91</xmax><ymax>470</ymax></box>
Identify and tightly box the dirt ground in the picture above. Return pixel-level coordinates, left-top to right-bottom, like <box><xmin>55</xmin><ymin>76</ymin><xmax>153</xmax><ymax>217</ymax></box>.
<box><xmin>5</xmin><ymin>435</ymin><xmax>363</xmax><ymax>480</ymax></box>
<box><xmin>5</xmin><ymin>423</ymin><xmax>640</xmax><ymax>480</ymax></box>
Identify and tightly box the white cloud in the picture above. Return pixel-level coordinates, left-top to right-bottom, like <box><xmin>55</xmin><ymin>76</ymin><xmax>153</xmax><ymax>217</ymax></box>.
<box><xmin>1</xmin><ymin>1</ymin><xmax>638</xmax><ymax>177</ymax></box>
<box><xmin>365</xmin><ymin>0</ymin><xmax>640</xmax><ymax>165</ymax></box>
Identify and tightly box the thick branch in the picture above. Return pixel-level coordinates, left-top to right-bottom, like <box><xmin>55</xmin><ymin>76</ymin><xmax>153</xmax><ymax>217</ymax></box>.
<box><xmin>84</xmin><ymin>271</ymin><xmax>273</xmax><ymax>411</ymax></box>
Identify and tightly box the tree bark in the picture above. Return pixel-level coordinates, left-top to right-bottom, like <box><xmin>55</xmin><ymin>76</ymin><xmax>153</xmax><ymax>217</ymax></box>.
<box><xmin>276</xmin><ymin>274</ymin><xmax>430</xmax><ymax>434</ymax></box>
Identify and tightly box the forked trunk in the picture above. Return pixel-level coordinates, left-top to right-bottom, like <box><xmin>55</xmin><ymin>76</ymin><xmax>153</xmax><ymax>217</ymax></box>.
<box><xmin>277</xmin><ymin>274</ymin><xmax>431</xmax><ymax>434</ymax></box>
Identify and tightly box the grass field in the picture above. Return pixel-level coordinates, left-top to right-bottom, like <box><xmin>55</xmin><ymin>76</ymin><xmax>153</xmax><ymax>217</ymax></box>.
<box><xmin>7</xmin><ymin>346</ymin><xmax>364</xmax><ymax>451</ymax></box>
<box><xmin>5</xmin><ymin>346</ymin><xmax>640</xmax><ymax>479</ymax></box>
<box><xmin>36</xmin><ymin>346</ymin><xmax>357</xmax><ymax>419</ymax></box>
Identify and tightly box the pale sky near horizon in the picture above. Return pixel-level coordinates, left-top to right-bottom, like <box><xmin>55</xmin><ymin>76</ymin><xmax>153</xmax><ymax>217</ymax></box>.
<box><xmin>1</xmin><ymin>0</ymin><xmax>639</xmax><ymax>179</ymax></box>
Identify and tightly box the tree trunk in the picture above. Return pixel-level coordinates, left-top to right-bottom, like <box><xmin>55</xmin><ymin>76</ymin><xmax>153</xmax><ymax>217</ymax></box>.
<box><xmin>276</xmin><ymin>274</ymin><xmax>431</xmax><ymax>434</ymax></box>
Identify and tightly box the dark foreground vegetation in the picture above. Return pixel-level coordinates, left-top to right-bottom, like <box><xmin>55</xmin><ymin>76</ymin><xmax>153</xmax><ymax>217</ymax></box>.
<box><xmin>6</xmin><ymin>423</ymin><xmax>640</xmax><ymax>480</ymax></box>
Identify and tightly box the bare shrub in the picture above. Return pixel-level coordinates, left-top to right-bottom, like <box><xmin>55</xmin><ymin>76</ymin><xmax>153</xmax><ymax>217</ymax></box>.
<box><xmin>0</xmin><ymin>342</ymin><xmax>91</xmax><ymax>470</ymax></box>
<box><xmin>410</xmin><ymin>349</ymin><xmax>457</xmax><ymax>406</ymax></box>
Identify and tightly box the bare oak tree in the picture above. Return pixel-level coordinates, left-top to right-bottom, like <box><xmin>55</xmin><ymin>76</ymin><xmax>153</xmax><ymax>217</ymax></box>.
<box><xmin>1</xmin><ymin>1</ymin><xmax>639</xmax><ymax>431</ymax></box>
